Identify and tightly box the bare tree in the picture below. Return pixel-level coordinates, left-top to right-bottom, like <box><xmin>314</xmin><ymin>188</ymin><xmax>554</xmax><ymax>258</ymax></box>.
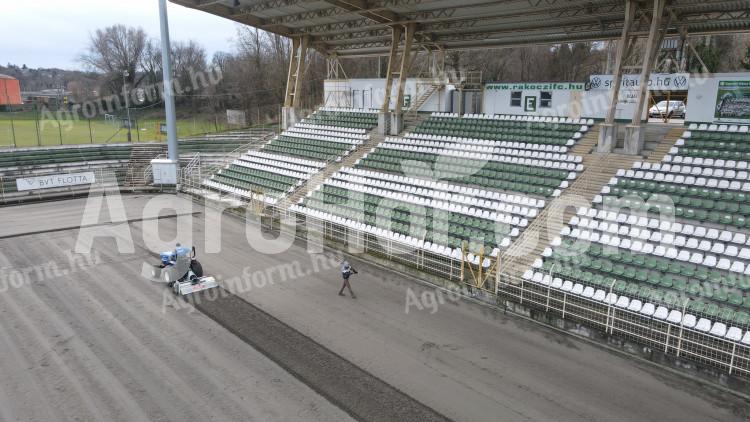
<box><xmin>79</xmin><ymin>25</ymin><xmax>148</xmax><ymax>95</ymax></box>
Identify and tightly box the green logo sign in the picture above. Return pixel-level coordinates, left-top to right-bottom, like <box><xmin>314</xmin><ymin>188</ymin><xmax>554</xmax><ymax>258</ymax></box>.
<box><xmin>524</xmin><ymin>96</ymin><xmax>537</xmax><ymax>112</ymax></box>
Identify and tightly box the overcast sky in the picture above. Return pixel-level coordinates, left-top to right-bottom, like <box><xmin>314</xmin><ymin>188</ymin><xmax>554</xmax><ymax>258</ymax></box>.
<box><xmin>1</xmin><ymin>0</ymin><xmax>241</xmax><ymax>70</ymax></box>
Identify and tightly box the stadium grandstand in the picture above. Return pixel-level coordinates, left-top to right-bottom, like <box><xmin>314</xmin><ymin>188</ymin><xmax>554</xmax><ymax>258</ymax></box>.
<box><xmin>166</xmin><ymin>0</ymin><xmax>750</xmax><ymax>385</ymax></box>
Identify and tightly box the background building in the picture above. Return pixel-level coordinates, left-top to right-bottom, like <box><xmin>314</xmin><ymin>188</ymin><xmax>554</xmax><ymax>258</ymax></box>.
<box><xmin>0</xmin><ymin>74</ymin><xmax>22</xmax><ymax>108</ymax></box>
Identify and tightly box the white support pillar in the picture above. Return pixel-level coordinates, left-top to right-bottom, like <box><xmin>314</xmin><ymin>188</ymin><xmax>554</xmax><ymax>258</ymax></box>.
<box><xmin>625</xmin><ymin>0</ymin><xmax>666</xmax><ymax>155</ymax></box>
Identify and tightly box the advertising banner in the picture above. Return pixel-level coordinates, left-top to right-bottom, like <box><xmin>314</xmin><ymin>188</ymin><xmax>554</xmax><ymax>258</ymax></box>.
<box><xmin>714</xmin><ymin>80</ymin><xmax>750</xmax><ymax>121</ymax></box>
<box><xmin>588</xmin><ymin>73</ymin><xmax>689</xmax><ymax>91</ymax></box>
<box><xmin>16</xmin><ymin>172</ymin><xmax>96</xmax><ymax>191</ymax></box>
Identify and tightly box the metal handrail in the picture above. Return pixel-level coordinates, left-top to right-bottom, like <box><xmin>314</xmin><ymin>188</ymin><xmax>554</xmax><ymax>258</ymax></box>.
<box><xmin>180</xmin><ymin>130</ymin><xmax>278</xmax><ymax>188</ymax></box>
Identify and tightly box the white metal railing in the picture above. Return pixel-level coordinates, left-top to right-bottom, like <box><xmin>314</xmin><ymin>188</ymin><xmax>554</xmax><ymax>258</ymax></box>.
<box><xmin>203</xmin><ymin>131</ymin><xmax>277</xmax><ymax>175</ymax></box>
<box><xmin>181</xmin><ymin>153</ymin><xmax>201</xmax><ymax>181</ymax></box>
<box><xmin>149</xmin><ymin>130</ymin><xmax>279</xmax><ymax>187</ymax></box>
<box><xmin>448</xmin><ymin>71</ymin><xmax>483</xmax><ymax>86</ymax></box>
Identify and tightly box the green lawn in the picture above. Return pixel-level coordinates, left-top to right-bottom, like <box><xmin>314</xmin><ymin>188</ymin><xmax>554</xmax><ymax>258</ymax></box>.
<box><xmin>0</xmin><ymin>115</ymin><xmax>232</xmax><ymax>148</ymax></box>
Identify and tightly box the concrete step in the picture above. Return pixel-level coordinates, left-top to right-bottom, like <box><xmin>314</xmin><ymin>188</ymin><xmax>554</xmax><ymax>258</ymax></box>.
<box><xmin>645</xmin><ymin>127</ymin><xmax>684</xmax><ymax>163</ymax></box>
<box><xmin>499</xmin><ymin>124</ymin><xmax>641</xmax><ymax>277</ymax></box>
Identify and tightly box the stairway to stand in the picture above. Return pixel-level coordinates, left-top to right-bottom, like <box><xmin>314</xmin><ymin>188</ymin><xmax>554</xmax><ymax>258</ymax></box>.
<box><xmin>124</xmin><ymin>144</ymin><xmax>168</xmax><ymax>187</ymax></box>
<box><xmin>645</xmin><ymin>126</ymin><xmax>684</xmax><ymax>163</ymax></box>
<box><xmin>499</xmin><ymin>125</ymin><xmax>641</xmax><ymax>279</ymax></box>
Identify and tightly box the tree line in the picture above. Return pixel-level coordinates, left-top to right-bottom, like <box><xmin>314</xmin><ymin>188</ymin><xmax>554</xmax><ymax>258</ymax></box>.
<box><xmin>3</xmin><ymin>25</ymin><xmax>750</xmax><ymax>124</ymax></box>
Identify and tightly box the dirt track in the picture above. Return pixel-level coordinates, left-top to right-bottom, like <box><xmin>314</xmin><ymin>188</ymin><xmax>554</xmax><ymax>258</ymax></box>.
<box><xmin>0</xmin><ymin>196</ymin><xmax>353</xmax><ymax>421</ymax></box>
<box><xmin>0</xmin><ymin>193</ymin><xmax>748</xmax><ymax>421</ymax></box>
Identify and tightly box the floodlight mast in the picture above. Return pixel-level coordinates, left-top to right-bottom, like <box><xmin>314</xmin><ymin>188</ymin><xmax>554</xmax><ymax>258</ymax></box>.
<box><xmin>159</xmin><ymin>0</ymin><xmax>179</xmax><ymax>161</ymax></box>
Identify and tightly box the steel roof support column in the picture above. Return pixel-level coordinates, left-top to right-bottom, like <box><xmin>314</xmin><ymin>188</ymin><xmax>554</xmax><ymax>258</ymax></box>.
<box><xmin>283</xmin><ymin>36</ymin><xmax>308</xmax><ymax>129</ymax></box>
<box><xmin>598</xmin><ymin>0</ymin><xmax>636</xmax><ymax>153</ymax></box>
<box><xmin>624</xmin><ymin>0</ymin><xmax>666</xmax><ymax>155</ymax></box>
<box><xmin>380</xmin><ymin>25</ymin><xmax>402</xmax><ymax>113</ymax></box>
<box><xmin>284</xmin><ymin>37</ymin><xmax>301</xmax><ymax>108</ymax></box>
<box><xmin>378</xmin><ymin>25</ymin><xmax>402</xmax><ymax>135</ymax></box>
<box><xmin>292</xmin><ymin>36</ymin><xmax>309</xmax><ymax>109</ymax></box>
<box><xmin>391</xmin><ymin>23</ymin><xmax>415</xmax><ymax>135</ymax></box>
<box><xmin>394</xmin><ymin>23</ymin><xmax>415</xmax><ymax>118</ymax></box>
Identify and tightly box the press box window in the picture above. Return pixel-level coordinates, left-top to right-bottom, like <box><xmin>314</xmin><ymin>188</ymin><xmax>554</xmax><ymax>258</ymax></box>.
<box><xmin>540</xmin><ymin>91</ymin><xmax>552</xmax><ymax>108</ymax></box>
<box><xmin>510</xmin><ymin>91</ymin><xmax>522</xmax><ymax>107</ymax></box>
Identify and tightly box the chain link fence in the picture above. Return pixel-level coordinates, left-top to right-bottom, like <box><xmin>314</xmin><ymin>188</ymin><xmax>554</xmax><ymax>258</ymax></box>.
<box><xmin>0</xmin><ymin>102</ymin><xmax>286</xmax><ymax>148</ymax></box>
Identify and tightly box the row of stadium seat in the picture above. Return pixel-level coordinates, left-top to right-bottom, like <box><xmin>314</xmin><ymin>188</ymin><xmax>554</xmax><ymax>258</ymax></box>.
<box><xmin>687</xmin><ymin>123</ymin><xmax>750</xmax><ymax>132</ymax></box>
<box><xmin>0</xmin><ymin>145</ymin><xmax>132</xmax><ymax>172</ymax></box>
<box><xmin>303</xmin><ymin>109</ymin><xmax>378</xmax><ymax>129</ymax></box>
<box><xmin>390</xmin><ymin>135</ymin><xmax>581</xmax><ymax>163</ymax></box>
<box><xmin>294</xmin><ymin>122</ymin><xmax>368</xmax><ymax>135</ymax></box>
<box><xmin>433</xmin><ymin>112</ymin><xmax>594</xmax><ymax>126</ymax></box>
<box><xmin>405</xmin><ymin>133</ymin><xmax>572</xmax><ymax>154</ymax></box>
<box><xmin>355</xmin><ymin>140</ymin><xmax>579</xmax><ymax>198</ymax></box>
<box><xmin>415</xmin><ymin>114</ymin><xmax>590</xmax><ymax>147</ymax></box>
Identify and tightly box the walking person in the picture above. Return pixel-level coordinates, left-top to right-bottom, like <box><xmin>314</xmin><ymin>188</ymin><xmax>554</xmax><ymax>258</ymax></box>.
<box><xmin>338</xmin><ymin>260</ymin><xmax>358</xmax><ymax>298</ymax></box>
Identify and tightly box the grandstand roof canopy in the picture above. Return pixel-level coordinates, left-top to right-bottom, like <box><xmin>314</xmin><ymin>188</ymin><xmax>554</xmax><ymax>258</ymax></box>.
<box><xmin>172</xmin><ymin>0</ymin><xmax>750</xmax><ymax>57</ymax></box>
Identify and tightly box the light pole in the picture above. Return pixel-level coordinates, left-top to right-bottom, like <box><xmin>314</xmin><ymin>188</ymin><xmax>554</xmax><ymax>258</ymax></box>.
<box><xmin>123</xmin><ymin>70</ymin><xmax>132</xmax><ymax>142</ymax></box>
<box><xmin>159</xmin><ymin>0</ymin><xmax>179</xmax><ymax>161</ymax></box>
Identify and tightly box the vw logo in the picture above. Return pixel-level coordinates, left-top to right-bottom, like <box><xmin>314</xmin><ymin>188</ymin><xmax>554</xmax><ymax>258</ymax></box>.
<box><xmin>673</xmin><ymin>75</ymin><xmax>687</xmax><ymax>88</ymax></box>
<box><xmin>590</xmin><ymin>77</ymin><xmax>601</xmax><ymax>89</ymax></box>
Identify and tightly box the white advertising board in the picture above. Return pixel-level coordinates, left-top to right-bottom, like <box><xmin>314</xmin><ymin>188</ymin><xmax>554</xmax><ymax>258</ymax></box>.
<box><xmin>588</xmin><ymin>73</ymin><xmax>690</xmax><ymax>91</ymax></box>
<box><xmin>16</xmin><ymin>172</ymin><xmax>96</xmax><ymax>191</ymax></box>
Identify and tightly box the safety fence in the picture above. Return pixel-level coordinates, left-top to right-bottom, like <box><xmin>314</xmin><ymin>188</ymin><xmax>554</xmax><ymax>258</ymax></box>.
<box><xmin>498</xmin><ymin>276</ymin><xmax>750</xmax><ymax>377</ymax></box>
<box><xmin>184</xmin><ymin>181</ymin><xmax>750</xmax><ymax>379</ymax></box>
<box><xmin>0</xmin><ymin>107</ymin><xmax>281</xmax><ymax>149</ymax></box>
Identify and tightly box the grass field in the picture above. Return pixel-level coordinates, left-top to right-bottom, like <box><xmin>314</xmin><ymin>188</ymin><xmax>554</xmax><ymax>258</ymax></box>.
<box><xmin>0</xmin><ymin>112</ymin><xmax>232</xmax><ymax>148</ymax></box>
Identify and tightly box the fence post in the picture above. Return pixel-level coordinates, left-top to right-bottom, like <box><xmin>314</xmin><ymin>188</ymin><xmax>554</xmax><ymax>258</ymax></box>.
<box><xmin>494</xmin><ymin>254</ymin><xmax>500</xmax><ymax>296</ymax></box>
<box><xmin>57</xmin><ymin>116</ymin><xmax>63</xmax><ymax>145</ymax></box>
<box><xmin>35</xmin><ymin>108</ymin><xmax>41</xmax><ymax>146</ymax></box>
<box><xmin>676</xmin><ymin>298</ymin><xmax>690</xmax><ymax>357</ymax></box>
<box><xmin>562</xmin><ymin>292</ymin><xmax>567</xmax><ymax>319</ymax></box>
<box><xmin>729</xmin><ymin>343</ymin><xmax>736</xmax><ymax>375</ymax></box>
<box><xmin>546</xmin><ymin>263</ymin><xmax>556</xmax><ymax>312</ymax></box>
<box><xmin>605</xmin><ymin>278</ymin><xmax>616</xmax><ymax>334</ymax></box>
<box><xmin>88</xmin><ymin>119</ymin><xmax>93</xmax><ymax>143</ymax></box>
<box><xmin>519</xmin><ymin>276</ymin><xmax>524</xmax><ymax>305</ymax></box>
<box><xmin>9</xmin><ymin>109</ymin><xmax>16</xmax><ymax>147</ymax></box>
